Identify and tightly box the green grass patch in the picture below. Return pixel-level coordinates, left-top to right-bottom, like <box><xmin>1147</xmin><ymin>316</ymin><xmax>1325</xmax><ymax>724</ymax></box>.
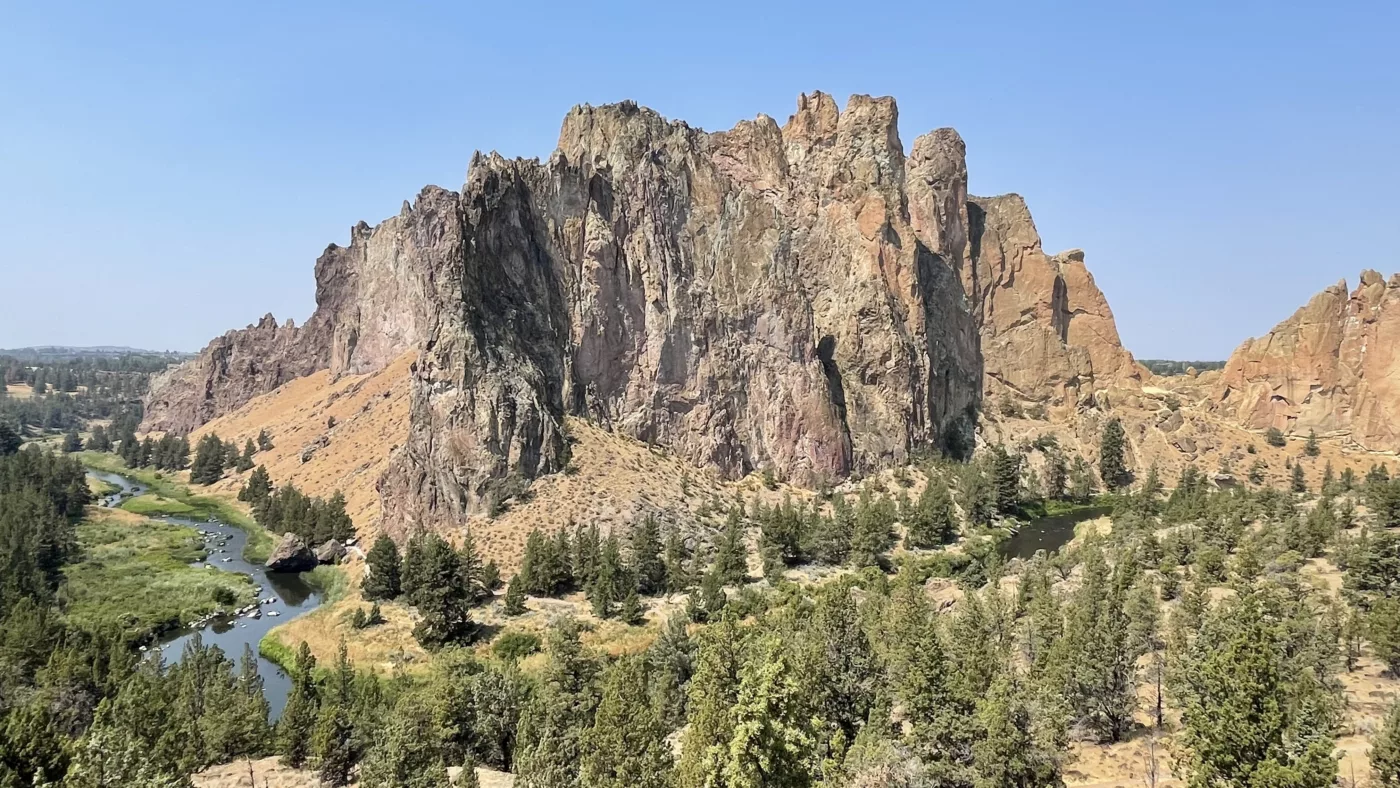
<box><xmin>62</xmin><ymin>510</ymin><xmax>257</xmax><ymax>642</ymax></box>
<box><xmin>258</xmin><ymin>631</ymin><xmax>297</xmax><ymax>673</ymax></box>
<box><xmin>80</xmin><ymin>451</ymin><xmax>275</xmax><ymax>562</ymax></box>
<box><xmin>303</xmin><ymin>565</ymin><xmax>349</xmax><ymax>604</ymax></box>
<box><xmin>87</xmin><ymin>476</ymin><xmax>121</xmax><ymax>497</ymax></box>
<box><xmin>121</xmin><ymin>494</ymin><xmax>196</xmax><ymax>516</ymax></box>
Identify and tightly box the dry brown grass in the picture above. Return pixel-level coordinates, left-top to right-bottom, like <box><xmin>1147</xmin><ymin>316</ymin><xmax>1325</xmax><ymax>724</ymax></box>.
<box><xmin>193</xmin><ymin>352</ymin><xmax>415</xmax><ymax>540</ymax></box>
<box><xmin>266</xmin><ymin>588</ymin><xmax>430</xmax><ymax>676</ymax></box>
<box><xmin>193</xmin><ymin>757</ymin><xmax>514</xmax><ymax>788</ymax></box>
<box><xmin>5</xmin><ymin>383</ymin><xmax>34</xmax><ymax>399</ymax></box>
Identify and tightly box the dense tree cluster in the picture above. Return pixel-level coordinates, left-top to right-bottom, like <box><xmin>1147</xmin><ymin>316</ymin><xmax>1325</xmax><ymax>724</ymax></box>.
<box><xmin>238</xmin><ymin>468</ymin><xmax>354</xmax><ymax>545</ymax></box>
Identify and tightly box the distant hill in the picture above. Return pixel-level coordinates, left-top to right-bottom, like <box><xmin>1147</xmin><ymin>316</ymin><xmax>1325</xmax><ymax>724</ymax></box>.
<box><xmin>1139</xmin><ymin>359</ymin><xmax>1226</xmax><ymax>376</ymax></box>
<box><xmin>0</xmin><ymin>346</ymin><xmax>192</xmax><ymax>362</ymax></box>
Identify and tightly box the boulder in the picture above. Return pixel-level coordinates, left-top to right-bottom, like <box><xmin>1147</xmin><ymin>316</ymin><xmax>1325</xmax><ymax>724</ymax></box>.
<box><xmin>315</xmin><ymin>539</ymin><xmax>347</xmax><ymax>565</ymax></box>
<box><xmin>265</xmin><ymin>533</ymin><xmax>317</xmax><ymax>573</ymax></box>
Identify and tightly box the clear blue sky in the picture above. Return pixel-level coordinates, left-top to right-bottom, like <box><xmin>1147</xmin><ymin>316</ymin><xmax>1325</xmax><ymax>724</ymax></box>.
<box><xmin>3</xmin><ymin>1</ymin><xmax>1395</xmax><ymax>359</ymax></box>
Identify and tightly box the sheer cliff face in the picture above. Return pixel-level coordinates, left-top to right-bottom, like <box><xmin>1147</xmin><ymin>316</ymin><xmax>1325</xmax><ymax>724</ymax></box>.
<box><xmin>961</xmin><ymin>194</ymin><xmax>1143</xmax><ymax>409</ymax></box>
<box><xmin>141</xmin><ymin>202</ymin><xmax>449</xmax><ymax>433</ymax></box>
<box><xmin>145</xmin><ymin>92</ymin><xmax>1146</xmax><ymax>537</ymax></box>
<box><xmin>1213</xmin><ymin>270</ymin><xmax>1400</xmax><ymax>449</ymax></box>
<box><xmin>378</xmin><ymin>93</ymin><xmax>986</xmax><ymax>534</ymax></box>
<box><xmin>142</xmin><ymin>315</ymin><xmax>329</xmax><ymax>434</ymax></box>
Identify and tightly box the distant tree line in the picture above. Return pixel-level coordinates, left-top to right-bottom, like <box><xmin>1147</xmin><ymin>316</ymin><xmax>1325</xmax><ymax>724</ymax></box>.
<box><xmin>1138</xmin><ymin>359</ymin><xmax>1226</xmax><ymax>376</ymax></box>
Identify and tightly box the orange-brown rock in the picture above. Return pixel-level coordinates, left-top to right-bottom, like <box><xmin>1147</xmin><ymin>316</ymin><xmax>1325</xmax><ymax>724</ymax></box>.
<box><xmin>1213</xmin><ymin>270</ymin><xmax>1400</xmax><ymax>449</ymax></box>
<box><xmin>961</xmin><ymin>194</ymin><xmax>1144</xmax><ymax>409</ymax></box>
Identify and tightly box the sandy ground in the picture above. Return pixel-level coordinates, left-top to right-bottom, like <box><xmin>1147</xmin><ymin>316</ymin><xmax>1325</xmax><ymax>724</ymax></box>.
<box><xmin>193</xmin><ymin>757</ymin><xmax>514</xmax><ymax>788</ymax></box>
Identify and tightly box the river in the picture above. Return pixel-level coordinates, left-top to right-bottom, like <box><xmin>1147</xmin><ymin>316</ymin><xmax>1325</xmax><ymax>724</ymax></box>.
<box><xmin>87</xmin><ymin>469</ymin><xmax>323</xmax><ymax>719</ymax></box>
<box><xmin>996</xmin><ymin>505</ymin><xmax>1114</xmax><ymax>561</ymax></box>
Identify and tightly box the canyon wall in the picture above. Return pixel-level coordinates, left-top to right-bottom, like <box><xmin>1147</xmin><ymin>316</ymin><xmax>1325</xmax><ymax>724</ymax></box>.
<box><xmin>145</xmin><ymin>92</ymin><xmax>1145</xmax><ymax>538</ymax></box>
<box><xmin>1213</xmin><ymin>270</ymin><xmax>1400</xmax><ymax>450</ymax></box>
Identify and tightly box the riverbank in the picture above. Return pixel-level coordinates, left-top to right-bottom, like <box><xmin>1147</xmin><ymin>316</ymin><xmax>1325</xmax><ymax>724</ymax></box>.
<box><xmin>79</xmin><ymin>451</ymin><xmax>275</xmax><ymax>562</ymax></box>
<box><xmin>63</xmin><ymin>506</ymin><xmax>259</xmax><ymax>643</ymax></box>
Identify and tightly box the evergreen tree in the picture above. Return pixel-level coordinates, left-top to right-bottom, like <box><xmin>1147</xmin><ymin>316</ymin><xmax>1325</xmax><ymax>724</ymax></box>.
<box><xmin>1044</xmin><ymin>452</ymin><xmax>1067</xmax><ymax>500</ymax></box>
<box><xmin>314</xmin><ymin>642</ymin><xmax>357</xmax><ymax>787</ymax></box>
<box><xmin>629</xmin><ymin>514</ymin><xmax>665</xmax><ymax>595</ymax></box>
<box><xmin>972</xmin><ymin>674</ymin><xmax>1062</xmax><ymax>788</ymax></box>
<box><xmin>1170</xmin><ymin>591</ymin><xmax>1339</xmax><ymax>788</ymax></box>
<box><xmin>1291</xmin><ymin>461</ymin><xmax>1308</xmax><ymax>493</ymax></box>
<box><xmin>514</xmin><ymin>620</ymin><xmax>600</xmax><ymax>788</ymax></box>
<box><xmin>278</xmin><ymin>642</ymin><xmax>319</xmax><ymax>768</ymax></box>
<box><xmin>991</xmin><ymin>445</ymin><xmax>1023</xmax><ymax>515</ymax></box>
<box><xmin>677</xmin><ymin>618</ymin><xmax>744</xmax><ymax>788</ymax></box>
<box><xmin>905</xmin><ymin>478</ymin><xmax>957</xmax><ymax>549</ymax></box>
<box><xmin>404</xmin><ymin>533</ymin><xmax>475</xmax><ymax>650</ymax></box>
<box><xmin>359</xmin><ymin>696</ymin><xmax>450</xmax><ymax>788</ymax></box>
<box><xmin>236</xmin><ymin>439</ymin><xmax>255</xmax><ymax>472</ymax></box>
<box><xmin>256</xmin><ymin>429</ymin><xmax>274</xmax><ymax>451</ymax></box>
<box><xmin>1372</xmin><ymin>698</ymin><xmax>1400</xmax><ymax>787</ymax></box>
<box><xmin>237</xmin><ymin>465</ymin><xmax>272</xmax><ymax>506</ymax></box>
<box><xmin>1099</xmin><ymin>418</ymin><xmax>1127</xmax><ymax>491</ymax></box>
<box><xmin>1370</xmin><ymin>598</ymin><xmax>1400</xmax><ymax>676</ymax></box>
<box><xmin>713</xmin><ymin>507</ymin><xmax>748</xmax><ymax>585</ymax></box>
<box><xmin>580</xmin><ymin>655</ymin><xmax>673</xmax><ymax>788</ymax></box>
<box><xmin>663</xmin><ymin>526</ymin><xmax>692</xmax><ymax>593</ymax></box>
<box><xmin>1266</xmin><ymin>426</ymin><xmax>1287</xmax><ymax>447</ymax></box>
<box><xmin>0</xmin><ymin>421</ymin><xmax>20</xmax><ymax>455</ymax></box>
<box><xmin>503</xmin><ymin>575</ymin><xmax>528</xmax><ymax>616</ymax></box>
<box><xmin>362</xmin><ymin>535</ymin><xmax>402</xmax><ymax>601</ymax></box>
<box><xmin>1304</xmin><ymin>429</ymin><xmax>1321</xmax><ymax>457</ymax></box>
<box><xmin>190</xmin><ymin>434</ymin><xmax>226</xmax><ymax>485</ymax></box>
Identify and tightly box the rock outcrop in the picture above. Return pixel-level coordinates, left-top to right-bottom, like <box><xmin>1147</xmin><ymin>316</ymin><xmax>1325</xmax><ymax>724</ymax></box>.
<box><xmin>1213</xmin><ymin>271</ymin><xmax>1400</xmax><ymax>450</ymax></box>
<box><xmin>141</xmin><ymin>207</ymin><xmax>442</xmax><ymax>433</ymax></box>
<box><xmin>961</xmin><ymin>194</ymin><xmax>1145</xmax><ymax>409</ymax></box>
<box><xmin>149</xmin><ymin>92</ymin><xmax>1146</xmax><ymax>541</ymax></box>
<box><xmin>315</xmin><ymin>539</ymin><xmax>346</xmax><ymax>565</ymax></box>
<box><xmin>142</xmin><ymin>315</ymin><xmax>327</xmax><ymax>434</ymax></box>
<box><xmin>265</xmin><ymin>533</ymin><xmax>317</xmax><ymax>573</ymax></box>
<box><xmin>377</xmin><ymin>93</ymin><xmax>987</xmax><ymax>536</ymax></box>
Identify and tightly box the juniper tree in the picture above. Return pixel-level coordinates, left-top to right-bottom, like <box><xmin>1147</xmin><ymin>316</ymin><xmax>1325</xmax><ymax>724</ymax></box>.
<box><xmin>1099</xmin><ymin>418</ymin><xmax>1127</xmax><ymax>491</ymax></box>
<box><xmin>363</xmin><ymin>535</ymin><xmax>402</xmax><ymax>601</ymax></box>
<box><xmin>1373</xmin><ymin>698</ymin><xmax>1400</xmax><ymax>787</ymax></box>
<box><xmin>278</xmin><ymin>642</ymin><xmax>319</xmax><ymax>768</ymax></box>
<box><xmin>580</xmin><ymin>655</ymin><xmax>673</xmax><ymax>788</ymax></box>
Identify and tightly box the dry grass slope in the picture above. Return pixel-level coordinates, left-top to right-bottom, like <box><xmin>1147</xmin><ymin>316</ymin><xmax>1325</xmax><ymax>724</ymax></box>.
<box><xmin>193</xmin><ymin>352</ymin><xmax>415</xmax><ymax>540</ymax></box>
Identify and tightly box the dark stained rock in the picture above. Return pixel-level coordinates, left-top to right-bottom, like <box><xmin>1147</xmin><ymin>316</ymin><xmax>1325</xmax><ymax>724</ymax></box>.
<box><xmin>265</xmin><ymin>533</ymin><xmax>317</xmax><ymax>573</ymax></box>
<box><xmin>315</xmin><ymin>539</ymin><xmax>346</xmax><ymax>565</ymax></box>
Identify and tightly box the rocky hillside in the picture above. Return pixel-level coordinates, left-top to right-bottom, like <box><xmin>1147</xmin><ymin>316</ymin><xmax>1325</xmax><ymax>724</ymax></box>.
<box><xmin>1212</xmin><ymin>270</ymin><xmax>1400</xmax><ymax>450</ymax></box>
<box><xmin>145</xmin><ymin>92</ymin><xmax>1147</xmax><ymax>540</ymax></box>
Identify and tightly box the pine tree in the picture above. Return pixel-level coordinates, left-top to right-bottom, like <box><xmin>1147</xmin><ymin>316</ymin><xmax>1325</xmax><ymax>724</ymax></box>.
<box><xmin>514</xmin><ymin>620</ymin><xmax>600</xmax><ymax>788</ymax></box>
<box><xmin>1292</xmin><ymin>461</ymin><xmax>1308</xmax><ymax>493</ymax></box>
<box><xmin>0</xmin><ymin>421</ymin><xmax>20</xmax><ymax>455</ymax></box>
<box><xmin>629</xmin><ymin>514</ymin><xmax>665</xmax><ymax>595</ymax></box>
<box><xmin>314</xmin><ymin>642</ymin><xmax>357</xmax><ymax>787</ymax></box>
<box><xmin>663</xmin><ymin>526</ymin><xmax>692</xmax><ymax>593</ymax></box>
<box><xmin>238</xmin><ymin>465</ymin><xmax>272</xmax><ymax>506</ymax></box>
<box><xmin>991</xmin><ymin>445</ymin><xmax>1022</xmax><ymax>515</ymax></box>
<box><xmin>580</xmin><ymin>655</ymin><xmax>673</xmax><ymax>788</ymax></box>
<box><xmin>190</xmin><ymin>434</ymin><xmax>226</xmax><ymax>484</ymax></box>
<box><xmin>905</xmin><ymin>477</ymin><xmax>956</xmax><ymax>549</ymax></box>
<box><xmin>619</xmin><ymin>589</ymin><xmax>644</xmax><ymax>625</ymax></box>
<box><xmin>1171</xmin><ymin>591</ymin><xmax>1339</xmax><ymax>788</ymax></box>
<box><xmin>278</xmin><ymin>642</ymin><xmax>319</xmax><ymax>768</ymax></box>
<box><xmin>61</xmin><ymin>428</ymin><xmax>82</xmax><ymax>453</ymax></box>
<box><xmin>713</xmin><ymin>507</ymin><xmax>748</xmax><ymax>585</ymax></box>
<box><xmin>1044</xmin><ymin>452</ymin><xmax>1067</xmax><ymax>500</ymax></box>
<box><xmin>359</xmin><ymin>696</ymin><xmax>451</xmax><ymax>788</ymax></box>
<box><xmin>972</xmin><ymin>674</ymin><xmax>1062</xmax><ymax>788</ymax></box>
<box><xmin>257</xmin><ymin>429</ymin><xmax>274</xmax><ymax>451</ymax></box>
<box><xmin>1372</xmin><ymin>698</ymin><xmax>1400</xmax><ymax>787</ymax></box>
<box><xmin>1304</xmin><ymin>429</ymin><xmax>1321</xmax><ymax>457</ymax></box>
<box><xmin>1099</xmin><ymin>418</ymin><xmax>1127</xmax><ymax>491</ymax></box>
<box><xmin>503</xmin><ymin>575</ymin><xmax>528</xmax><ymax>616</ymax></box>
<box><xmin>678</xmin><ymin>618</ymin><xmax>744</xmax><ymax>788</ymax></box>
<box><xmin>363</xmin><ymin>535</ymin><xmax>402</xmax><ymax>601</ymax></box>
<box><xmin>236</xmin><ymin>439</ymin><xmax>255</xmax><ymax>472</ymax></box>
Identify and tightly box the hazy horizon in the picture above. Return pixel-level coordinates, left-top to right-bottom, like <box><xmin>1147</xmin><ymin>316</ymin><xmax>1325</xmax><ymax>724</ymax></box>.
<box><xmin>3</xmin><ymin>1</ymin><xmax>1396</xmax><ymax>358</ymax></box>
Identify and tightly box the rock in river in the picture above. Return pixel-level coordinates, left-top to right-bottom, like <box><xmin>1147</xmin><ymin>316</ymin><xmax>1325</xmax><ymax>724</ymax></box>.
<box><xmin>265</xmin><ymin>533</ymin><xmax>317</xmax><ymax>573</ymax></box>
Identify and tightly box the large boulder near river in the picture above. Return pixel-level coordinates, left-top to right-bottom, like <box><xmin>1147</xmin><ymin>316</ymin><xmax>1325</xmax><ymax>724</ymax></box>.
<box><xmin>265</xmin><ymin>533</ymin><xmax>317</xmax><ymax>573</ymax></box>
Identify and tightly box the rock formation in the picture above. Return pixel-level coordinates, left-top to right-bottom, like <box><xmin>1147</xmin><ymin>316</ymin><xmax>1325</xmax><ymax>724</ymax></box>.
<box><xmin>377</xmin><ymin>93</ymin><xmax>988</xmax><ymax>535</ymax></box>
<box><xmin>961</xmin><ymin>194</ymin><xmax>1145</xmax><ymax>410</ymax></box>
<box><xmin>1213</xmin><ymin>270</ymin><xmax>1400</xmax><ymax>450</ymax></box>
<box><xmin>142</xmin><ymin>315</ymin><xmax>326</xmax><ymax>434</ymax></box>
<box><xmin>265</xmin><ymin>533</ymin><xmax>317</xmax><ymax>573</ymax></box>
<box><xmin>147</xmin><ymin>92</ymin><xmax>1146</xmax><ymax>539</ymax></box>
